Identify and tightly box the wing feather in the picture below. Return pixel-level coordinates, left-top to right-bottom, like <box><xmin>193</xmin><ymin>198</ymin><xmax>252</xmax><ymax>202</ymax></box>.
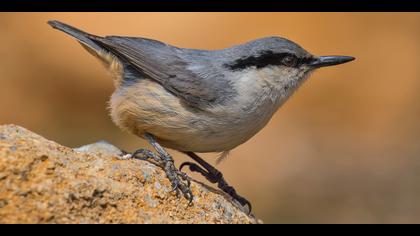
<box><xmin>93</xmin><ymin>36</ymin><xmax>230</xmax><ymax>109</ymax></box>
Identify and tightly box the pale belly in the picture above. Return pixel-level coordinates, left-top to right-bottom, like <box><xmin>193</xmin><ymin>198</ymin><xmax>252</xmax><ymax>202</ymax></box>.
<box><xmin>109</xmin><ymin>79</ymin><xmax>276</xmax><ymax>153</ymax></box>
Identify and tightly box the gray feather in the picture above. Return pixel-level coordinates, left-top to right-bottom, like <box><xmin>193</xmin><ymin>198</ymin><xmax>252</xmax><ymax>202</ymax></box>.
<box><xmin>92</xmin><ymin>36</ymin><xmax>235</xmax><ymax>109</ymax></box>
<box><xmin>48</xmin><ymin>20</ymin><xmax>104</xmax><ymax>53</ymax></box>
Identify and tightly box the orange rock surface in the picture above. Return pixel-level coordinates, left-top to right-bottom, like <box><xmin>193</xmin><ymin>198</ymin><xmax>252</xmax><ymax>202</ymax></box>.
<box><xmin>0</xmin><ymin>125</ymin><xmax>259</xmax><ymax>224</ymax></box>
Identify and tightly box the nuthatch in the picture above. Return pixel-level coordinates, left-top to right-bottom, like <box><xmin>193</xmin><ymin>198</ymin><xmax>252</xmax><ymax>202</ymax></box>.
<box><xmin>48</xmin><ymin>20</ymin><xmax>355</xmax><ymax>213</ymax></box>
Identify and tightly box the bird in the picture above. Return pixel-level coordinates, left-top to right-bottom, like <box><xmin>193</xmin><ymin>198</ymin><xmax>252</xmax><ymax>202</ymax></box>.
<box><xmin>48</xmin><ymin>20</ymin><xmax>355</xmax><ymax>213</ymax></box>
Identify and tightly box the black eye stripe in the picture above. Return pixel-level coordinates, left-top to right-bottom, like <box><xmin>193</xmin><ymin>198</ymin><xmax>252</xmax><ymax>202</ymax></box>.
<box><xmin>225</xmin><ymin>50</ymin><xmax>313</xmax><ymax>71</ymax></box>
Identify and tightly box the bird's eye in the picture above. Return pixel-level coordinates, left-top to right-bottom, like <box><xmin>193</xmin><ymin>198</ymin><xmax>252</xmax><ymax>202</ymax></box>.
<box><xmin>282</xmin><ymin>55</ymin><xmax>298</xmax><ymax>67</ymax></box>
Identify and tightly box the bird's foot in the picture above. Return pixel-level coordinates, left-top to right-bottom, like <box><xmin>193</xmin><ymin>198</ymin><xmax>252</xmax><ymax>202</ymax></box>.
<box><xmin>131</xmin><ymin>148</ymin><xmax>193</xmax><ymax>204</ymax></box>
<box><xmin>180</xmin><ymin>161</ymin><xmax>252</xmax><ymax>214</ymax></box>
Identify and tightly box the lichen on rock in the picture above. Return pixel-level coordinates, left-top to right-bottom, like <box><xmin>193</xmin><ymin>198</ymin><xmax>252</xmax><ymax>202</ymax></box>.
<box><xmin>0</xmin><ymin>124</ymin><xmax>259</xmax><ymax>224</ymax></box>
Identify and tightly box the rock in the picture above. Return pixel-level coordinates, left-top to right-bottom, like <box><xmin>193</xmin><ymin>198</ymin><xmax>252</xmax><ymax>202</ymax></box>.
<box><xmin>0</xmin><ymin>125</ymin><xmax>259</xmax><ymax>224</ymax></box>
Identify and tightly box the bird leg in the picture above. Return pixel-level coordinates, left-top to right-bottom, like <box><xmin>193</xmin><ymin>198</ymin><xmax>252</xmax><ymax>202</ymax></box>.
<box><xmin>130</xmin><ymin>133</ymin><xmax>193</xmax><ymax>204</ymax></box>
<box><xmin>180</xmin><ymin>152</ymin><xmax>252</xmax><ymax>213</ymax></box>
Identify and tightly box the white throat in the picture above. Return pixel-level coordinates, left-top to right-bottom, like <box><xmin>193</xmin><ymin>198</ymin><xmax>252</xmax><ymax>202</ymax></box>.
<box><xmin>233</xmin><ymin>66</ymin><xmax>311</xmax><ymax>112</ymax></box>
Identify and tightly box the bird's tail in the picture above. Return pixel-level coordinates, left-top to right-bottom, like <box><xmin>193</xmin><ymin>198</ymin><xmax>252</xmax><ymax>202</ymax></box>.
<box><xmin>48</xmin><ymin>20</ymin><xmax>126</xmax><ymax>86</ymax></box>
<box><xmin>48</xmin><ymin>20</ymin><xmax>105</xmax><ymax>53</ymax></box>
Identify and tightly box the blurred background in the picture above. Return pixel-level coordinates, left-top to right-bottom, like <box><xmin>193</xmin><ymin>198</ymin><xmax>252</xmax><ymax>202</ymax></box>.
<box><xmin>1</xmin><ymin>13</ymin><xmax>419</xmax><ymax>223</ymax></box>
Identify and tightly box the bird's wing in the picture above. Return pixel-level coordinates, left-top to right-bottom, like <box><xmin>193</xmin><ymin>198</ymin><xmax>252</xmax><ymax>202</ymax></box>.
<box><xmin>93</xmin><ymin>36</ymin><xmax>232</xmax><ymax>109</ymax></box>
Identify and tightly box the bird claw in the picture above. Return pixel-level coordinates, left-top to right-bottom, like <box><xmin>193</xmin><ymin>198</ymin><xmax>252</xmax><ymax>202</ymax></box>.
<box><xmin>180</xmin><ymin>160</ymin><xmax>252</xmax><ymax>214</ymax></box>
<box><xmin>171</xmin><ymin>169</ymin><xmax>194</xmax><ymax>204</ymax></box>
<box><xmin>171</xmin><ymin>180</ymin><xmax>179</xmax><ymax>192</ymax></box>
<box><xmin>129</xmin><ymin>148</ymin><xmax>193</xmax><ymax>205</ymax></box>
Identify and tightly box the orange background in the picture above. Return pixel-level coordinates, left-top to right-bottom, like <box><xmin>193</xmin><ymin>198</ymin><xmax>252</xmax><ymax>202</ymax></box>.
<box><xmin>1</xmin><ymin>13</ymin><xmax>420</xmax><ymax>223</ymax></box>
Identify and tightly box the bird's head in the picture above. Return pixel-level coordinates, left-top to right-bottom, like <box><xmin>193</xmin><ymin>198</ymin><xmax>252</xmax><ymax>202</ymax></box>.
<box><xmin>225</xmin><ymin>37</ymin><xmax>355</xmax><ymax>92</ymax></box>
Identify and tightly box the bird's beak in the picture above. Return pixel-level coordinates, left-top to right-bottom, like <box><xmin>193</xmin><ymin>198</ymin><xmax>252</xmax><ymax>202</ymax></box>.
<box><xmin>309</xmin><ymin>55</ymin><xmax>355</xmax><ymax>68</ymax></box>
